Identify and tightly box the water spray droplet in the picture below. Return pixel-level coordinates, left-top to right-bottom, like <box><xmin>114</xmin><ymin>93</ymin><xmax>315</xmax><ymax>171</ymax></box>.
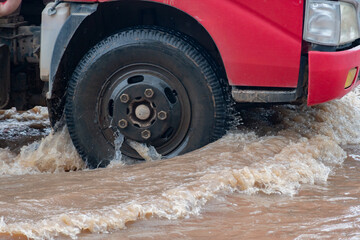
<box><xmin>113</xmin><ymin>131</ymin><xmax>125</xmax><ymax>163</ymax></box>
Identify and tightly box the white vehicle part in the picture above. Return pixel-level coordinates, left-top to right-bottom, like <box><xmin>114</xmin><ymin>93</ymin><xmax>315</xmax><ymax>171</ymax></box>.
<box><xmin>303</xmin><ymin>0</ymin><xmax>359</xmax><ymax>46</ymax></box>
<box><xmin>340</xmin><ymin>2</ymin><xmax>360</xmax><ymax>44</ymax></box>
<box><xmin>40</xmin><ymin>3</ymin><xmax>70</xmax><ymax>81</ymax></box>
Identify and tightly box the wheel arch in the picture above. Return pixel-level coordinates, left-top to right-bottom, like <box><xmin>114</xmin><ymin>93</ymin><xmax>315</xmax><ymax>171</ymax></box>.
<box><xmin>48</xmin><ymin>0</ymin><xmax>227</xmax><ymax>126</ymax></box>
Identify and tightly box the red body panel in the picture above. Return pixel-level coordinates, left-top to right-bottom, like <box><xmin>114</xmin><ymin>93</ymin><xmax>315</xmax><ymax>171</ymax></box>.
<box><xmin>65</xmin><ymin>0</ymin><xmax>304</xmax><ymax>88</ymax></box>
<box><xmin>308</xmin><ymin>46</ymin><xmax>360</xmax><ymax>105</ymax></box>
<box><xmin>63</xmin><ymin>0</ymin><xmax>360</xmax><ymax>106</ymax></box>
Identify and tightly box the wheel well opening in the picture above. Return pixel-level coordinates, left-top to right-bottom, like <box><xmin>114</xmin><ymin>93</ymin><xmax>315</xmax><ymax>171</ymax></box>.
<box><xmin>50</xmin><ymin>0</ymin><xmax>226</xmax><ymax>124</ymax></box>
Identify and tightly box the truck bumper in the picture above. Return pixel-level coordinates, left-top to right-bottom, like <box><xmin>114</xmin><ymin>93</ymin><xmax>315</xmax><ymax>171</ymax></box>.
<box><xmin>308</xmin><ymin>45</ymin><xmax>360</xmax><ymax>105</ymax></box>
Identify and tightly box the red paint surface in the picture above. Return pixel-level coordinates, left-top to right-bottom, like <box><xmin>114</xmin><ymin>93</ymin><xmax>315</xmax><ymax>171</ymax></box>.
<box><xmin>308</xmin><ymin>46</ymin><xmax>360</xmax><ymax>105</ymax></box>
<box><xmin>64</xmin><ymin>0</ymin><xmax>304</xmax><ymax>88</ymax></box>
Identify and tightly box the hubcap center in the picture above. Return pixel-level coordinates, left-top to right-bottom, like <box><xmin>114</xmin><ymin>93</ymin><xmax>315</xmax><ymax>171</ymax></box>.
<box><xmin>135</xmin><ymin>104</ymin><xmax>151</xmax><ymax>120</ymax></box>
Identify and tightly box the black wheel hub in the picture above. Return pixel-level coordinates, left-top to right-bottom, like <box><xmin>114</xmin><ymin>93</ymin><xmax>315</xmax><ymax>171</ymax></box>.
<box><xmin>112</xmin><ymin>80</ymin><xmax>182</xmax><ymax>142</ymax></box>
<box><xmin>98</xmin><ymin>64</ymin><xmax>191</xmax><ymax>158</ymax></box>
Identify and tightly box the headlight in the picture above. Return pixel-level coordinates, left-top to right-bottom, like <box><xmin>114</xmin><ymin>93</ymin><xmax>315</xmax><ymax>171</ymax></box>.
<box><xmin>303</xmin><ymin>0</ymin><xmax>359</xmax><ymax>46</ymax></box>
<box><xmin>340</xmin><ymin>2</ymin><xmax>360</xmax><ymax>44</ymax></box>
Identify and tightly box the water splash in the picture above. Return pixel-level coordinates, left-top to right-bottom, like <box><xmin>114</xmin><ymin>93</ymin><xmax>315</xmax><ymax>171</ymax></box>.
<box><xmin>113</xmin><ymin>131</ymin><xmax>124</xmax><ymax>163</ymax></box>
<box><xmin>127</xmin><ymin>140</ymin><xmax>162</xmax><ymax>161</ymax></box>
<box><xmin>0</xmin><ymin>106</ymin><xmax>49</xmax><ymax>121</ymax></box>
<box><xmin>0</xmin><ymin>127</ymin><xmax>84</xmax><ymax>175</ymax></box>
<box><xmin>0</xmin><ymin>89</ymin><xmax>359</xmax><ymax>239</ymax></box>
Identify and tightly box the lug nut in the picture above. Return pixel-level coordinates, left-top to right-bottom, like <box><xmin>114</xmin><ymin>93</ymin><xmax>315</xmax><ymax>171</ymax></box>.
<box><xmin>120</xmin><ymin>94</ymin><xmax>129</xmax><ymax>103</ymax></box>
<box><xmin>141</xmin><ymin>130</ymin><xmax>151</xmax><ymax>139</ymax></box>
<box><xmin>118</xmin><ymin>119</ymin><xmax>128</xmax><ymax>129</ymax></box>
<box><xmin>157</xmin><ymin>111</ymin><xmax>167</xmax><ymax>120</ymax></box>
<box><xmin>144</xmin><ymin>88</ymin><xmax>154</xmax><ymax>98</ymax></box>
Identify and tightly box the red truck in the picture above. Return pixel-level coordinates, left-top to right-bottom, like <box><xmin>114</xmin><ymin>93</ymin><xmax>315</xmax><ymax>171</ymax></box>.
<box><xmin>0</xmin><ymin>0</ymin><xmax>359</xmax><ymax>167</ymax></box>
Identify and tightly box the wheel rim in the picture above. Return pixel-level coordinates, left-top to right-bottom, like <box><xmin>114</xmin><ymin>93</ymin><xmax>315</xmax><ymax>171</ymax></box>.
<box><xmin>97</xmin><ymin>63</ymin><xmax>191</xmax><ymax>159</ymax></box>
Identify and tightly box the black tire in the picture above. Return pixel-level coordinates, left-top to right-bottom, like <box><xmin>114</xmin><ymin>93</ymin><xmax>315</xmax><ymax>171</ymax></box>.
<box><xmin>65</xmin><ymin>27</ymin><xmax>229</xmax><ymax>168</ymax></box>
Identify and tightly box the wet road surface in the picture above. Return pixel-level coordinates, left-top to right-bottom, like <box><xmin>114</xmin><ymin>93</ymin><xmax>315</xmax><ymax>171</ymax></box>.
<box><xmin>0</xmin><ymin>89</ymin><xmax>359</xmax><ymax>239</ymax></box>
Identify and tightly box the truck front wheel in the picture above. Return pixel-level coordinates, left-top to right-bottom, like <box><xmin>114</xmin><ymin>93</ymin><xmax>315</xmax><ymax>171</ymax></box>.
<box><xmin>65</xmin><ymin>27</ymin><xmax>229</xmax><ymax>168</ymax></box>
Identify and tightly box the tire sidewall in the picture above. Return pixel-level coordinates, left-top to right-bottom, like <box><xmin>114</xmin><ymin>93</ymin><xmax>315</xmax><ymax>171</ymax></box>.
<box><xmin>66</xmin><ymin>29</ymin><xmax>223</xmax><ymax>167</ymax></box>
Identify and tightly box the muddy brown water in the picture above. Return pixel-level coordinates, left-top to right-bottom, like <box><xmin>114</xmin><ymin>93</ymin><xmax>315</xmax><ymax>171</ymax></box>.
<box><xmin>0</xmin><ymin>89</ymin><xmax>359</xmax><ymax>239</ymax></box>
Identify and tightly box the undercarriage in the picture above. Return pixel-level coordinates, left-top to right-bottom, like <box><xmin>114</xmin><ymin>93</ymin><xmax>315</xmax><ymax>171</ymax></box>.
<box><xmin>0</xmin><ymin>0</ymin><xmax>47</xmax><ymax>110</ymax></box>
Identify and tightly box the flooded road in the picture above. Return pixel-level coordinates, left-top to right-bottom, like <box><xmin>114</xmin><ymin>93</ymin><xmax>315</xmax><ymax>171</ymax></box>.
<box><xmin>0</xmin><ymin>89</ymin><xmax>359</xmax><ymax>239</ymax></box>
